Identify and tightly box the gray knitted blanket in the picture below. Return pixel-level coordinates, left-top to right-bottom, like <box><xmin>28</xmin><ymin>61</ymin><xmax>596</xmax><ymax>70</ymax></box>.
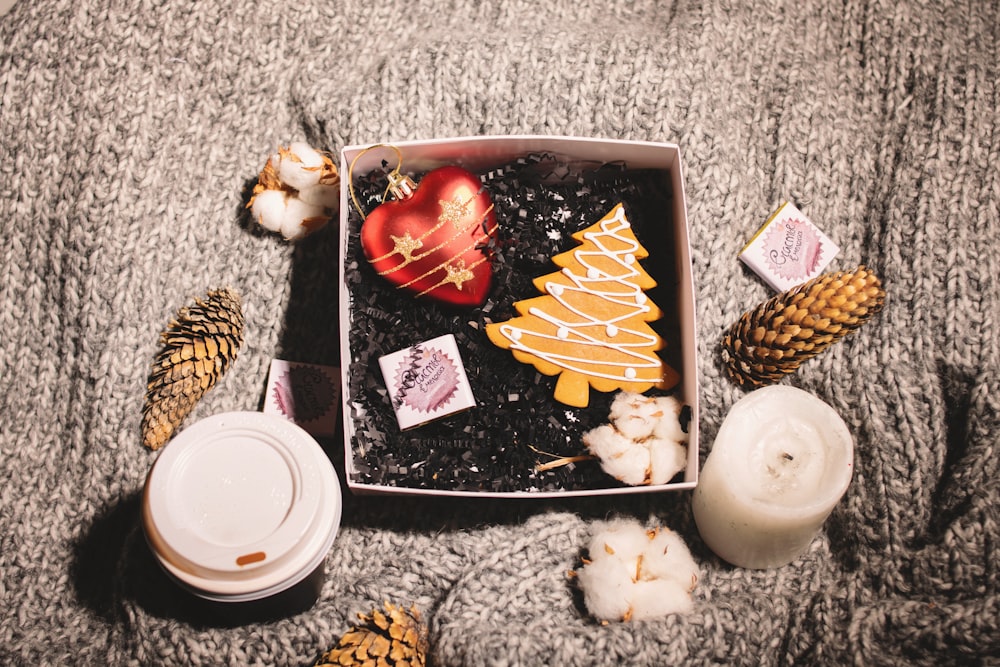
<box><xmin>1</xmin><ymin>0</ymin><xmax>997</xmax><ymax>664</ymax></box>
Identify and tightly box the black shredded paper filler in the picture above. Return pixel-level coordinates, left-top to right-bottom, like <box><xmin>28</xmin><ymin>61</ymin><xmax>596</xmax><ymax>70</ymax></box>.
<box><xmin>344</xmin><ymin>154</ymin><xmax>682</xmax><ymax>493</ymax></box>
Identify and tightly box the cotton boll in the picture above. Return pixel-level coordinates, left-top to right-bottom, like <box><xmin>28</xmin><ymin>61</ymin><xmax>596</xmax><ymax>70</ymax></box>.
<box><xmin>250</xmin><ymin>189</ymin><xmax>289</xmax><ymax>233</ymax></box>
<box><xmin>584</xmin><ymin>426</ymin><xmax>652</xmax><ymax>486</ymax></box>
<box><xmin>606</xmin><ymin>394</ymin><xmax>639</xmax><ymax>430</ymax></box>
<box><xmin>652</xmin><ymin>396</ymin><xmax>686</xmax><ymax>442</ymax></box>
<box><xmin>248</xmin><ymin>142</ymin><xmax>338</xmax><ymax>241</ymax></box>
<box><xmin>647</xmin><ymin>437</ymin><xmax>687</xmax><ymax>485</ymax></box>
<box><xmin>628</xmin><ymin>579</ymin><xmax>694</xmax><ymax>619</ymax></box>
<box><xmin>297</xmin><ymin>183</ymin><xmax>340</xmax><ymax>210</ymax></box>
<box><xmin>280</xmin><ymin>198</ymin><xmax>329</xmax><ymax>241</ymax></box>
<box><xmin>614</xmin><ymin>413</ymin><xmax>657</xmax><ymax>441</ymax></box>
<box><xmin>582</xmin><ymin>424</ymin><xmax>631</xmax><ymax>460</ymax></box>
<box><xmin>275</xmin><ymin>142</ymin><xmax>326</xmax><ymax>192</ymax></box>
<box><xmin>575</xmin><ymin>557</ymin><xmax>634</xmax><ymax>622</ymax></box>
<box><xmin>589</xmin><ymin>519</ymin><xmax>651</xmax><ymax>563</ymax></box>
<box><xmin>586</xmin><ymin>391</ymin><xmax>689</xmax><ymax>486</ymax></box>
<box><xmin>599</xmin><ymin>445</ymin><xmax>651</xmax><ymax>486</ymax></box>
<box><xmin>642</xmin><ymin>528</ymin><xmax>699</xmax><ymax>591</ymax></box>
<box><xmin>608</xmin><ymin>392</ymin><xmax>658</xmax><ymax>439</ymax></box>
<box><xmin>608</xmin><ymin>391</ymin><xmax>645</xmax><ymax>421</ymax></box>
<box><xmin>577</xmin><ymin>519</ymin><xmax>699</xmax><ymax>623</ymax></box>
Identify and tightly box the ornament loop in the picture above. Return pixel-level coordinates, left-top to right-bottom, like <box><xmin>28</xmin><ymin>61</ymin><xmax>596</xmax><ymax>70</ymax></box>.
<box><xmin>347</xmin><ymin>143</ymin><xmax>406</xmax><ymax>221</ymax></box>
<box><xmin>385</xmin><ymin>170</ymin><xmax>417</xmax><ymax>200</ymax></box>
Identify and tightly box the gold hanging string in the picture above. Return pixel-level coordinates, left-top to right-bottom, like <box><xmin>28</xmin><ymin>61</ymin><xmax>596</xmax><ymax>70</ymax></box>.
<box><xmin>347</xmin><ymin>143</ymin><xmax>405</xmax><ymax>222</ymax></box>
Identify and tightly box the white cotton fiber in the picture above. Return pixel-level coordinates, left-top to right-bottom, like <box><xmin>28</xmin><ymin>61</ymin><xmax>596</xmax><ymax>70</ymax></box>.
<box><xmin>281</xmin><ymin>198</ymin><xmax>327</xmax><ymax>241</ymax></box>
<box><xmin>582</xmin><ymin>424</ymin><xmax>631</xmax><ymax>459</ymax></box>
<box><xmin>575</xmin><ymin>555</ymin><xmax>633</xmax><ymax>622</ymax></box>
<box><xmin>250</xmin><ymin>189</ymin><xmax>288</xmax><ymax>233</ymax></box>
<box><xmin>589</xmin><ymin>519</ymin><xmax>651</xmax><ymax>561</ymax></box>
<box><xmin>627</xmin><ymin>579</ymin><xmax>695</xmax><ymax>619</ymax></box>
<box><xmin>249</xmin><ymin>142</ymin><xmax>339</xmax><ymax>241</ymax></box>
<box><xmin>576</xmin><ymin>518</ymin><xmax>699</xmax><ymax>623</ymax></box>
<box><xmin>598</xmin><ymin>445</ymin><xmax>651</xmax><ymax>486</ymax></box>
<box><xmin>652</xmin><ymin>395</ymin><xmax>686</xmax><ymax>442</ymax></box>
<box><xmin>275</xmin><ymin>142</ymin><xmax>325</xmax><ymax>192</ymax></box>
<box><xmin>647</xmin><ymin>437</ymin><xmax>687</xmax><ymax>485</ymax></box>
<box><xmin>609</xmin><ymin>392</ymin><xmax>659</xmax><ymax>439</ymax></box>
<box><xmin>642</xmin><ymin>527</ymin><xmax>700</xmax><ymax>590</ymax></box>
<box><xmin>582</xmin><ymin>390</ymin><xmax>688</xmax><ymax>486</ymax></box>
<box><xmin>297</xmin><ymin>182</ymin><xmax>340</xmax><ymax>209</ymax></box>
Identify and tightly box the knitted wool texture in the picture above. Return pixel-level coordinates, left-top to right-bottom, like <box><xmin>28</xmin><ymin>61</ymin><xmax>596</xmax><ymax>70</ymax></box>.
<box><xmin>0</xmin><ymin>0</ymin><xmax>997</xmax><ymax>665</ymax></box>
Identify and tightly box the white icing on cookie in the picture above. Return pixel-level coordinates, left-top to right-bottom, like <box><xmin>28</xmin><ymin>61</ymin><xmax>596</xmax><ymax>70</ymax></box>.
<box><xmin>497</xmin><ymin>204</ymin><xmax>663</xmax><ymax>384</ymax></box>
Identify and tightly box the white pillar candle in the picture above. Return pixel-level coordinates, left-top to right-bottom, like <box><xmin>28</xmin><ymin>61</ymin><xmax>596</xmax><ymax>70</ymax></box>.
<box><xmin>692</xmin><ymin>385</ymin><xmax>853</xmax><ymax>569</ymax></box>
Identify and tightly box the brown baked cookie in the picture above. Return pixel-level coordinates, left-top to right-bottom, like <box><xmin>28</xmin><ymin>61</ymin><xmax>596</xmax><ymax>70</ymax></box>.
<box><xmin>487</xmin><ymin>203</ymin><xmax>679</xmax><ymax>407</ymax></box>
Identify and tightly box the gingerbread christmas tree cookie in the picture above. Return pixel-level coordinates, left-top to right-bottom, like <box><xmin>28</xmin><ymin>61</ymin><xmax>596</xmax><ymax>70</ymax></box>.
<box><xmin>486</xmin><ymin>203</ymin><xmax>679</xmax><ymax>407</ymax></box>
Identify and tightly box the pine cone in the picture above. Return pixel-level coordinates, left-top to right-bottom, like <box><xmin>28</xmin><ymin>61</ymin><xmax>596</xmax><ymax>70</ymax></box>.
<box><xmin>316</xmin><ymin>602</ymin><xmax>428</xmax><ymax>667</ymax></box>
<box><xmin>141</xmin><ymin>287</ymin><xmax>244</xmax><ymax>450</ymax></box>
<box><xmin>721</xmin><ymin>266</ymin><xmax>885</xmax><ymax>388</ymax></box>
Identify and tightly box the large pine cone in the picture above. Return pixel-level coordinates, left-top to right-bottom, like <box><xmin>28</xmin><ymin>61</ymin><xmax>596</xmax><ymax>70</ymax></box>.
<box><xmin>141</xmin><ymin>287</ymin><xmax>244</xmax><ymax>449</ymax></box>
<box><xmin>721</xmin><ymin>266</ymin><xmax>885</xmax><ymax>388</ymax></box>
<box><xmin>316</xmin><ymin>602</ymin><xmax>428</xmax><ymax>667</ymax></box>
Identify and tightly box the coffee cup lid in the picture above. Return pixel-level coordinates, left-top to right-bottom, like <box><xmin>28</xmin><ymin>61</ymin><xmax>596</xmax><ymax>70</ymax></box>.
<box><xmin>142</xmin><ymin>412</ymin><xmax>342</xmax><ymax>600</ymax></box>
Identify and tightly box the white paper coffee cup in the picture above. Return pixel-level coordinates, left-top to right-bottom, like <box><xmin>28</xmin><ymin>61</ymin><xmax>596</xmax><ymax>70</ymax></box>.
<box><xmin>142</xmin><ymin>411</ymin><xmax>342</xmax><ymax>610</ymax></box>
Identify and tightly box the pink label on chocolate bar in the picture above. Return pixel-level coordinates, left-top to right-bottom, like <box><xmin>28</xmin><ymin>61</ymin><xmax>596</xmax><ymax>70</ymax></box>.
<box><xmin>273</xmin><ymin>364</ymin><xmax>338</xmax><ymax>424</ymax></box>
<box><xmin>762</xmin><ymin>216</ymin><xmax>823</xmax><ymax>282</ymax></box>
<box><xmin>393</xmin><ymin>345</ymin><xmax>460</xmax><ymax>413</ymax></box>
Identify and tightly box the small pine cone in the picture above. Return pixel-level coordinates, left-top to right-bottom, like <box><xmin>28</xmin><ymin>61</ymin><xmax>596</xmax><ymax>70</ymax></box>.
<box><xmin>316</xmin><ymin>602</ymin><xmax>428</xmax><ymax>667</ymax></box>
<box><xmin>721</xmin><ymin>266</ymin><xmax>885</xmax><ymax>388</ymax></box>
<box><xmin>141</xmin><ymin>287</ymin><xmax>244</xmax><ymax>449</ymax></box>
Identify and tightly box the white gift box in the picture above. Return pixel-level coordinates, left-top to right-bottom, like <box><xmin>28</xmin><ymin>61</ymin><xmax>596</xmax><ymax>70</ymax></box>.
<box><xmin>338</xmin><ymin>136</ymin><xmax>699</xmax><ymax>498</ymax></box>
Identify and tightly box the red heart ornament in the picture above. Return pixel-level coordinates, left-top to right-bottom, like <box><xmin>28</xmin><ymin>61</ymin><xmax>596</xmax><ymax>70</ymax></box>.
<box><xmin>360</xmin><ymin>166</ymin><xmax>498</xmax><ymax>307</ymax></box>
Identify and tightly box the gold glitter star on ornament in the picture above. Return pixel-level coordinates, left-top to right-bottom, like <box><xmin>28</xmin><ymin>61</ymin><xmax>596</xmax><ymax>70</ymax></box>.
<box><xmin>438</xmin><ymin>195</ymin><xmax>470</xmax><ymax>229</ymax></box>
<box><xmin>390</xmin><ymin>232</ymin><xmax>423</xmax><ymax>263</ymax></box>
<box><xmin>444</xmin><ymin>260</ymin><xmax>474</xmax><ymax>290</ymax></box>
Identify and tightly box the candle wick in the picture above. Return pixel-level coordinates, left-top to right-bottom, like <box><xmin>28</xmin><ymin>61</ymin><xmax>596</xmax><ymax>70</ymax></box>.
<box><xmin>782</xmin><ymin>452</ymin><xmax>794</xmax><ymax>461</ymax></box>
